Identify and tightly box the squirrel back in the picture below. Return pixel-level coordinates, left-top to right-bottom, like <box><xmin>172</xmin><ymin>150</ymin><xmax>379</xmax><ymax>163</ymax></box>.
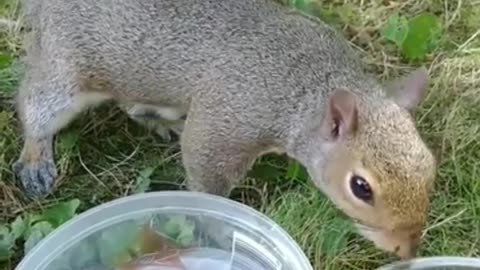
<box><xmin>21</xmin><ymin>0</ymin><xmax>373</xmax><ymax>110</ymax></box>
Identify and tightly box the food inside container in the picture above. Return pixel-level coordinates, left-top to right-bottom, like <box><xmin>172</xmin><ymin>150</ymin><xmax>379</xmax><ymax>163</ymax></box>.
<box><xmin>15</xmin><ymin>191</ymin><xmax>313</xmax><ymax>270</ymax></box>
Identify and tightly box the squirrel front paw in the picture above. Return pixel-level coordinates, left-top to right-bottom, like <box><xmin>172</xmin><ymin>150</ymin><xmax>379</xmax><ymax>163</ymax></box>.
<box><xmin>13</xmin><ymin>157</ymin><xmax>57</xmax><ymax>199</ymax></box>
<box><xmin>155</xmin><ymin>122</ymin><xmax>183</xmax><ymax>142</ymax></box>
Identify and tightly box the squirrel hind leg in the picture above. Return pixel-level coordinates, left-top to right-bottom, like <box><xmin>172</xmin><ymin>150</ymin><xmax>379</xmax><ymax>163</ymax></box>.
<box><xmin>121</xmin><ymin>103</ymin><xmax>185</xmax><ymax>142</ymax></box>
<box><xmin>14</xmin><ymin>75</ymin><xmax>110</xmax><ymax>198</ymax></box>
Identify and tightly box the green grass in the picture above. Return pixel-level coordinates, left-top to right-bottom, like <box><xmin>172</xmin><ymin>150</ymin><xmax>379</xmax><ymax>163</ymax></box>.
<box><xmin>1</xmin><ymin>0</ymin><xmax>479</xmax><ymax>269</ymax></box>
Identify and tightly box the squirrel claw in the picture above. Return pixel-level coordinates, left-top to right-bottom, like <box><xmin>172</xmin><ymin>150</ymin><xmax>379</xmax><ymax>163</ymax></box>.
<box><xmin>155</xmin><ymin>125</ymin><xmax>173</xmax><ymax>142</ymax></box>
<box><xmin>13</xmin><ymin>158</ymin><xmax>57</xmax><ymax>199</ymax></box>
<box><xmin>155</xmin><ymin>125</ymin><xmax>182</xmax><ymax>142</ymax></box>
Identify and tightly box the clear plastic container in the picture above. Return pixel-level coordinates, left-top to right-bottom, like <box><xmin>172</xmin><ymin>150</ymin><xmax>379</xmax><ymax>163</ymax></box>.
<box><xmin>377</xmin><ymin>256</ymin><xmax>480</xmax><ymax>270</ymax></box>
<box><xmin>15</xmin><ymin>191</ymin><xmax>313</xmax><ymax>270</ymax></box>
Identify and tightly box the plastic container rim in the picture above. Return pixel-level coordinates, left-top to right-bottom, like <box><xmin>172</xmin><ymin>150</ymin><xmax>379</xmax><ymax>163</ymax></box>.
<box><xmin>15</xmin><ymin>191</ymin><xmax>314</xmax><ymax>270</ymax></box>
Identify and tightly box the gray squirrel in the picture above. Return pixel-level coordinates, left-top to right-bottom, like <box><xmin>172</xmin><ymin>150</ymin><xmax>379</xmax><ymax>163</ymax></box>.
<box><xmin>14</xmin><ymin>0</ymin><xmax>436</xmax><ymax>259</ymax></box>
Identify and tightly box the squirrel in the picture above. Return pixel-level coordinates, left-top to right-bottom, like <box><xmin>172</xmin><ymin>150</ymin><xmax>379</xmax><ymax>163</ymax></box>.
<box><xmin>14</xmin><ymin>0</ymin><xmax>436</xmax><ymax>260</ymax></box>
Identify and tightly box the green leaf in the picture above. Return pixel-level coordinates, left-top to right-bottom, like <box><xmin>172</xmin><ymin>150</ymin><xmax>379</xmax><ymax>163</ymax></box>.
<box><xmin>97</xmin><ymin>221</ymin><xmax>140</xmax><ymax>267</ymax></box>
<box><xmin>11</xmin><ymin>216</ymin><xmax>27</xmax><ymax>239</ymax></box>
<box><xmin>162</xmin><ymin>215</ymin><xmax>197</xmax><ymax>246</ymax></box>
<box><xmin>25</xmin><ymin>213</ymin><xmax>44</xmax><ymax>229</ymax></box>
<box><xmin>402</xmin><ymin>13</ymin><xmax>442</xmax><ymax>60</ymax></box>
<box><xmin>175</xmin><ymin>219</ymin><xmax>195</xmax><ymax>246</ymax></box>
<box><xmin>134</xmin><ymin>167</ymin><xmax>154</xmax><ymax>193</ymax></box>
<box><xmin>163</xmin><ymin>215</ymin><xmax>186</xmax><ymax>237</ymax></box>
<box><xmin>22</xmin><ymin>214</ymin><xmax>43</xmax><ymax>240</ymax></box>
<box><xmin>177</xmin><ymin>229</ymin><xmax>194</xmax><ymax>246</ymax></box>
<box><xmin>24</xmin><ymin>221</ymin><xmax>54</xmax><ymax>254</ymax></box>
<box><xmin>381</xmin><ymin>14</ymin><xmax>409</xmax><ymax>47</ymax></box>
<box><xmin>0</xmin><ymin>225</ymin><xmax>14</xmax><ymax>261</ymax></box>
<box><xmin>42</xmin><ymin>199</ymin><xmax>81</xmax><ymax>227</ymax></box>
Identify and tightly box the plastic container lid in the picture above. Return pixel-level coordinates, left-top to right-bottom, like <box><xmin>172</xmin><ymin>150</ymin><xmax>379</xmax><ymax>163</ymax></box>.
<box><xmin>377</xmin><ymin>256</ymin><xmax>480</xmax><ymax>270</ymax></box>
<box><xmin>15</xmin><ymin>191</ymin><xmax>313</xmax><ymax>270</ymax></box>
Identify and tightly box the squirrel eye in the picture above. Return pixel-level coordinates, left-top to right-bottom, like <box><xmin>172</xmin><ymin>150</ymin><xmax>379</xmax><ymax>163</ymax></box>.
<box><xmin>350</xmin><ymin>175</ymin><xmax>373</xmax><ymax>202</ymax></box>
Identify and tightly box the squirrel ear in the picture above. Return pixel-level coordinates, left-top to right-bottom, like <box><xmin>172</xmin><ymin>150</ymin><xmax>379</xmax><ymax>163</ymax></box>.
<box><xmin>323</xmin><ymin>89</ymin><xmax>358</xmax><ymax>140</ymax></box>
<box><xmin>386</xmin><ymin>66</ymin><xmax>429</xmax><ymax>112</ymax></box>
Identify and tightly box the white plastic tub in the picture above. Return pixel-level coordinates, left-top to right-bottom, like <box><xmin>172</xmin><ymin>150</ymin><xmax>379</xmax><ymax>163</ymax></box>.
<box><xmin>15</xmin><ymin>191</ymin><xmax>313</xmax><ymax>270</ymax></box>
<box><xmin>15</xmin><ymin>191</ymin><xmax>480</xmax><ymax>270</ymax></box>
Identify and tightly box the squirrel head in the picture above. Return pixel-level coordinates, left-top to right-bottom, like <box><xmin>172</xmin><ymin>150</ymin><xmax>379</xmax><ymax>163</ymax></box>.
<box><xmin>307</xmin><ymin>67</ymin><xmax>436</xmax><ymax>259</ymax></box>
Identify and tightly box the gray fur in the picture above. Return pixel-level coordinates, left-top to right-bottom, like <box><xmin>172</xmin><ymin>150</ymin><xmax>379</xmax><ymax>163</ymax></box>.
<box><xmin>15</xmin><ymin>0</ymin><xmax>417</xmax><ymax>199</ymax></box>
